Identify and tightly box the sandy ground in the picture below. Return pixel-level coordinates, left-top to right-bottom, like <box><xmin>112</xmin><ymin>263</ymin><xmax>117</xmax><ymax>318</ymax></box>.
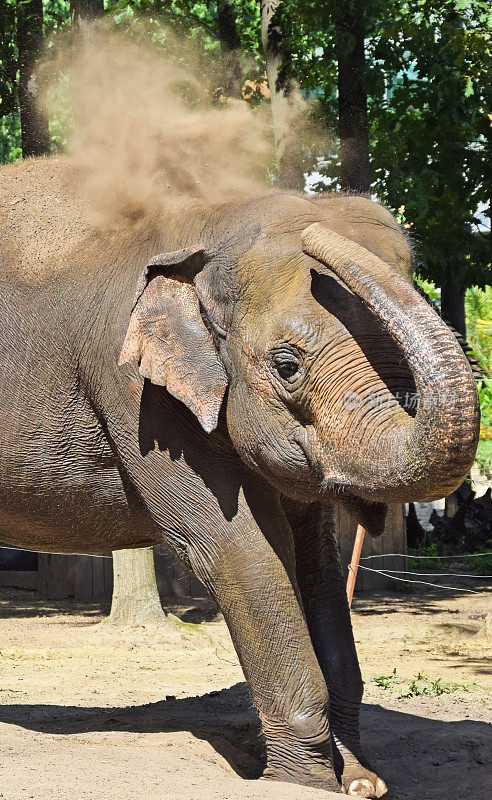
<box><xmin>0</xmin><ymin>585</ymin><xmax>490</xmax><ymax>800</ymax></box>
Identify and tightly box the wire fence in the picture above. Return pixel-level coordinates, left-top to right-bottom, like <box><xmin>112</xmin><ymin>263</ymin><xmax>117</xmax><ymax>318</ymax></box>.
<box><xmin>1</xmin><ymin>545</ymin><xmax>491</xmax><ymax>596</ymax></box>
<box><xmin>357</xmin><ymin>551</ymin><xmax>491</xmax><ymax>593</ymax></box>
<box><xmin>360</xmin><ymin>552</ymin><xmax>492</xmax><ymax>559</ymax></box>
<box><xmin>0</xmin><ymin>545</ymin><xmax>112</xmax><ymax>559</ymax></box>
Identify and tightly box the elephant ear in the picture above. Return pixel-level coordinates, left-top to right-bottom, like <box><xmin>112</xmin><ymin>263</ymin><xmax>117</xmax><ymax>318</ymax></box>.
<box><xmin>119</xmin><ymin>246</ymin><xmax>228</xmax><ymax>433</ymax></box>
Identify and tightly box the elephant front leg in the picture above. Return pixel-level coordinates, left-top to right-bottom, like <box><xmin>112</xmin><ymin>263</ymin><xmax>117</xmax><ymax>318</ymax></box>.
<box><xmin>287</xmin><ymin>500</ymin><xmax>387</xmax><ymax>799</ymax></box>
<box><xmin>186</xmin><ymin>488</ymin><xmax>341</xmax><ymax>793</ymax></box>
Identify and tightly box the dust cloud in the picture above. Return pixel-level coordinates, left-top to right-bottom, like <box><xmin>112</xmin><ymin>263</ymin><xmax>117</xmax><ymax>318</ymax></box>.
<box><xmin>44</xmin><ymin>24</ymin><xmax>272</xmax><ymax>223</ymax></box>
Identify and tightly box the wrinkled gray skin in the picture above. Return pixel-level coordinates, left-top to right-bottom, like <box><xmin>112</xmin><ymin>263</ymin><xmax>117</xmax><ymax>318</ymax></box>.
<box><xmin>0</xmin><ymin>160</ymin><xmax>479</xmax><ymax>797</ymax></box>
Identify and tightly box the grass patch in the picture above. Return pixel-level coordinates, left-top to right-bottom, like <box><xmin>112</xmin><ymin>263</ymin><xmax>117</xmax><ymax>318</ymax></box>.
<box><xmin>373</xmin><ymin>669</ymin><xmax>477</xmax><ymax>698</ymax></box>
<box><xmin>170</xmin><ymin>617</ymin><xmax>203</xmax><ymax>632</ymax></box>
<box><xmin>374</xmin><ymin>667</ymin><xmax>400</xmax><ymax>691</ymax></box>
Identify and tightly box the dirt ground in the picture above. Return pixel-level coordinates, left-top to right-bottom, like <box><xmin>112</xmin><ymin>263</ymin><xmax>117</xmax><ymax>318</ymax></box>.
<box><xmin>0</xmin><ymin>585</ymin><xmax>490</xmax><ymax>800</ymax></box>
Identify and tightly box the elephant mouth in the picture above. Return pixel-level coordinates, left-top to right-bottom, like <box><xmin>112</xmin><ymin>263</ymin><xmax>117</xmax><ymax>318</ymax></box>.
<box><xmin>335</xmin><ymin>489</ymin><xmax>388</xmax><ymax>537</ymax></box>
<box><xmin>293</xmin><ymin>425</ymin><xmax>349</xmax><ymax>486</ymax></box>
<box><xmin>292</xmin><ymin>427</ymin><xmax>386</xmax><ymax>536</ymax></box>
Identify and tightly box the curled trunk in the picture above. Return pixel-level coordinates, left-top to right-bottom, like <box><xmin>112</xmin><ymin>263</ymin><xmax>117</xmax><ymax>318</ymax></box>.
<box><xmin>302</xmin><ymin>223</ymin><xmax>479</xmax><ymax>503</ymax></box>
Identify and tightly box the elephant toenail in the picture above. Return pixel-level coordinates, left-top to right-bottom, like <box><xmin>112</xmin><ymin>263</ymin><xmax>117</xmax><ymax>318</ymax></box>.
<box><xmin>375</xmin><ymin>777</ymin><xmax>388</xmax><ymax>797</ymax></box>
<box><xmin>348</xmin><ymin>778</ymin><xmax>376</xmax><ymax>797</ymax></box>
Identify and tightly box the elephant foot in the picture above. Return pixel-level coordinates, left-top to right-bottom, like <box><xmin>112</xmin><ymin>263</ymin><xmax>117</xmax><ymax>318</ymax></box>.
<box><xmin>261</xmin><ymin>765</ymin><xmax>341</xmax><ymax>793</ymax></box>
<box><xmin>333</xmin><ymin>737</ymin><xmax>387</xmax><ymax>798</ymax></box>
<box><xmin>260</xmin><ymin>711</ymin><xmax>342</xmax><ymax>793</ymax></box>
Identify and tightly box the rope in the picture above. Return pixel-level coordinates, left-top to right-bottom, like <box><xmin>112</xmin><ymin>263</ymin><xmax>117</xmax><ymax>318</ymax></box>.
<box><xmin>3</xmin><ymin>545</ymin><xmax>490</xmax><ymax>561</ymax></box>
<box><xmin>360</xmin><ymin>552</ymin><xmax>492</xmax><ymax>560</ymax></box>
<box><xmin>357</xmin><ymin>565</ymin><xmax>482</xmax><ymax>593</ymax></box>
<box><xmin>2</xmin><ymin>547</ymin><xmax>490</xmax><ymax>593</ymax></box>
<box><xmin>367</xmin><ymin>569</ymin><xmax>491</xmax><ymax>578</ymax></box>
<box><xmin>0</xmin><ymin>545</ymin><xmax>112</xmax><ymax>559</ymax></box>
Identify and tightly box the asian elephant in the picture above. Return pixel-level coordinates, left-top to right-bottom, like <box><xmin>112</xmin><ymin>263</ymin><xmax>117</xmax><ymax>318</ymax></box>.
<box><xmin>0</xmin><ymin>158</ymin><xmax>479</xmax><ymax>797</ymax></box>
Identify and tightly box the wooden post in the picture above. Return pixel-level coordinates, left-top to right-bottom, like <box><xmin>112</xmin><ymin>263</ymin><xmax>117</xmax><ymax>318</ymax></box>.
<box><xmin>346</xmin><ymin>524</ymin><xmax>366</xmax><ymax>608</ymax></box>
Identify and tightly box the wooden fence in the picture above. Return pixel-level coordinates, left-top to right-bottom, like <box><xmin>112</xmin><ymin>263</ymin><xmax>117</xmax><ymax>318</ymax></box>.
<box><xmin>0</xmin><ymin>504</ymin><xmax>405</xmax><ymax>600</ymax></box>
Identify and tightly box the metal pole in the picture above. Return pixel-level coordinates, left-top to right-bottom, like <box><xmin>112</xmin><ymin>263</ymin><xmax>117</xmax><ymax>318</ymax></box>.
<box><xmin>346</xmin><ymin>524</ymin><xmax>366</xmax><ymax>609</ymax></box>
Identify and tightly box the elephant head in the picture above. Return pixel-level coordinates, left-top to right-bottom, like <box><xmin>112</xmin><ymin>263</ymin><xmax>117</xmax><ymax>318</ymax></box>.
<box><xmin>119</xmin><ymin>194</ymin><xmax>480</xmax><ymax>533</ymax></box>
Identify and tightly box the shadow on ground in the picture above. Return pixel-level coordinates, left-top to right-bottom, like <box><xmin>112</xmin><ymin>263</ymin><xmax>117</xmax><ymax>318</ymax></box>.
<box><xmin>0</xmin><ymin>682</ymin><xmax>489</xmax><ymax>799</ymax></box>
<box><xmin>0</xmin><ymin>588</ymin><xmax>109</xmax><ymax>619</ymax></box>
<box><xmin>0</xmin><ymin>588</ymin><xmax>220</xmax><ymax>623</ymax></box>
<box><xmin>352</xmin><ymin>583</ymin><xmax>492</xmax><ymax>616</ymax></box>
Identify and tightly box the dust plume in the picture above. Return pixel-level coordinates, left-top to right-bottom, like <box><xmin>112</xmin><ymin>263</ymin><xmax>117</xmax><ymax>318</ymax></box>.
<box><xmin>44</xmin><ymin>24</ymin><xmax>272</xmax><ymax>224</ymax></box>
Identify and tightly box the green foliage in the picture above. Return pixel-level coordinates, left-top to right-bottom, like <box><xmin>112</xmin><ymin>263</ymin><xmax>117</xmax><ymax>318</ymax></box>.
<box><xmin>466</xmin><ymin>286</ymin><xmax>492</xmax><ymax>376</ymax></box>
<box><xmin>108</xmin><ymin>1</ymin><xmax>263</xmax><ymax>79</ymax></box>
<box><xmin>0</xmin><ymin>0</ymin><xmax>17</xmax><ymax>117</ymax></box>
<box><xmin>43</xmin><ymin>0</ymin><xmax>70</xmax><ymax>36</ymax></box>
<box><xmin>475</xmin><ymin>438</ymin><xmax>492</xmax><ymax>477</ymax></box>
<box><xmin>0</xmin><ymin>0</ymin><xmax>71</xmax><ymax>162</ymax></box>
<box><xmin>477</xmin><ymin>379</ymin><xmax>492</xmax><ymax>427</ymax></box>
<box><xmin>263</xmin><ymin>1</ymin><xmax>340</xmax><ymax>184</ymax></box>
<box><xmin>374</xmin><ymin>666</ymin><xmax>400</xmax><ymax>690</ymax></box>
<box><xmin>414</xmin><ymin>274</ymin><xmax>442</xmax><ymax>307</ymax></box>
<box><xmin>374</xmin><ymin>668</ymin><xmax>477</xmax><ymax>698</ymax></box>
<box><xmin>109</xmin><ymin>1</ymin><xmax>219</xmax><ymax>47</ymax></box>
<box><xmin>463</xmin><ymin>538</ymin><xmax>492</xmax><ymax>573</ymax></box>
<box><xmin>399</xmin><ymin>673</ymin><xmax>476</xmax><ymax>698</ymax></box>
<box><xmin>369</xmin><ymin>0</ymin><xmax>491</xmax><ymax>292</ymax></box>
<box><xmin>253</xmin><ymin>1</ymin><xmax>491</xmax><ymax>293</ymax></box>
<box><xmin>0</xmin><ymin>111</ymin><xmax>21</xmax><ymax>162</ymax></box>
<box><xmin>409</xmin><ymin>534</ymin><xmax>492</xmax><ymax>572</ymax></box>
<box><xmin>408</xmin><ymin>542</ymin><xmax>443</xmax><ymax>569</ymax></box>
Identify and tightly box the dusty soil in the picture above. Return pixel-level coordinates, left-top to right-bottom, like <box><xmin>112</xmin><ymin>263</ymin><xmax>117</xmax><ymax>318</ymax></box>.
<box><xmin>0</xmin><ymin>586</ymin><xmax>490</xmax><ymax>800</ymax></box>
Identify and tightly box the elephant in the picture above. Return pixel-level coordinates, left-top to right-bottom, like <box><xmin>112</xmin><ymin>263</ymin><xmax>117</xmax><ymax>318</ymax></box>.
<box><xmin>0</xmin><ymin>157</ymin><xmax>479</xmax><ymax>797</ymax></box>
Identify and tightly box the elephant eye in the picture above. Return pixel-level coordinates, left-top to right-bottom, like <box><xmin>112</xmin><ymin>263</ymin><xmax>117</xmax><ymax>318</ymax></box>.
<box><xmin>276</xmin><ymin>360</ymin><xmax>300</xmax><ymax>380</ymax></box>
<box><xmin>271</xmin><ymin>347</ymin><xmax>303</xmax><ymax>383</ymax></box>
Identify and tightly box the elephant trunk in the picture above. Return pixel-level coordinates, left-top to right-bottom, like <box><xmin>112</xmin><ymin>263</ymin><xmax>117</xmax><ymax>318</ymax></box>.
<box><xmin>301</xmin><ymin>223</ymin><xmax>480</xmax><ymax>503</ymax></box>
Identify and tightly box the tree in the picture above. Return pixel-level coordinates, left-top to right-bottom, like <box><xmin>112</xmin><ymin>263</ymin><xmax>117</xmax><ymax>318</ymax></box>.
<box><xmin>335</xmin><ymin>1</ymin><xmax>370</xmax><ymax>193</ymax></box>
<box><xmin>217</xmin><ymin>0</ymin><xmax>243</xmax><ymax>97</ymax></box>
<box><xmin>107</xmin><ymin>547</ymin><xmax>172</xmax><ymax>625</ymax></box>
<box><xmin>0</xmin><ymin>1</ymin><xmax>21</xmax><ymax>161</ymax></box>
<box><xmin>71</xmin><ymin>0</ymin><xmax>104</xmax><ymax>32</ymax></box>
<box><xmin>274</xmin><ymin>0</ymin><xmax>489</xmax><ymax>326</ymax></box>
<box><xmin>261</xmin><ymin>0</ymin><xmax>304</xmax><ymax>189</ymax></box>
<box><xmin>369</xmin><ymin>0</ymin><xmax>491</xmax><ymax>333</ymax></box>
<box><xmin>16</xmin><ymin>0</ymin><xmax>50</xmax><ymax>157</ymax></box>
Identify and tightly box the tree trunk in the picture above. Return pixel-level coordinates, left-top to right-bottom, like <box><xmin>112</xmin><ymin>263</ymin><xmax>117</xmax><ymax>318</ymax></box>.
<box><xmin>441</xmin><ymin>272</ymin><xmax>469</xmax><ymax>519</ymax></box>
<box><xmin>217</xmin><ymin>1</ymin><xmax>242</xmax><ymax>98</ymax></box>
<box><xmin>444</xmin><ymin>493</ymin><xmax>459</xmax><ymax>519</ymax></box>
<box><xmin>71</xmin><ymin>0</ymin><xmax>104</xmax><ymax>29</ymax></box>
<box><xmin>336</xmin><ymin>4</ymin><xmax>370</xmax><ymax>193</ymax></box>
<box><xmin>107</xmin><ymin>547</ymin><xmax>170</xmax><ymax>626</ymax></box>
<box><xmin>16</xmin><ymin>0</ymin><xmax>50</xmax><ymax>158</ymax></box>
<box><xmin>261</xmin><ymin>0</ymin><xmax>304</xmax><ymax>190</ymax></box>
<box><xmin>441</xmin><ymin>270</ymin><xmax>466</xmax><ymax>338</ymax></box>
